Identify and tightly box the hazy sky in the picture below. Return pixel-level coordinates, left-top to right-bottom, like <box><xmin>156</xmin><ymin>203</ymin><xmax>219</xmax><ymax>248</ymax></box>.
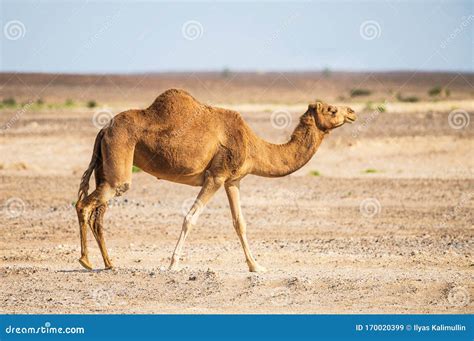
<box><xmin>1</xmin><ymin>0</ymin><xmax>472</xmax><ymax>73</ymax></box>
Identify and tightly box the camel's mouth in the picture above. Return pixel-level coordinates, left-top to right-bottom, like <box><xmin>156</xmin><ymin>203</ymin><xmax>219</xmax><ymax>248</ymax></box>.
<box><xmin>344</xmin><ymin>113</ymin><xmax>357</xmax><ymax>123</ymax></box>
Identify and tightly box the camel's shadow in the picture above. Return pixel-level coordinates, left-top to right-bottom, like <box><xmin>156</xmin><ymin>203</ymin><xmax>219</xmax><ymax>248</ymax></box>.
<box><xmin>57</xmin><ymin>268</ymin><xmax>111</xmax><ymax>273</ymax></box>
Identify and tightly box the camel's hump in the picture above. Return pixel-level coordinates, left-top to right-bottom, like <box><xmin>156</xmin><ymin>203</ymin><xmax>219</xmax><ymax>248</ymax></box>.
<box><xmin>148</xmin><ymin>89</ymin><xmax>202</xmax><ymax>113</ymax></box>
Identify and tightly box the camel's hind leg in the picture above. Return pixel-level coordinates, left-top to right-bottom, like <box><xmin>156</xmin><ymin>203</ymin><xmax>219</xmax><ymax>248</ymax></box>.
<box><xmin>87</xmin><ymin>153</ymin><xmax>113</xmax><ymax>269</ymax></box>
<box><xmin>76</xmin><ymin>137</ymin><xmax>134</xmax><ymax>270</ymax></box>
<box><xmin>90</xmin><ymin>204</ymin><xmax>113</xmax><ymax>269</ymax></box>
<box><xmin>76</xmin><ymin>183</ymin><xmax>119</xmax><ymax>270</ymax></box>
<box><xmin>77</xmin><ymin>201</ymin><xmax>93</xmax><ymax>270</ymax></box>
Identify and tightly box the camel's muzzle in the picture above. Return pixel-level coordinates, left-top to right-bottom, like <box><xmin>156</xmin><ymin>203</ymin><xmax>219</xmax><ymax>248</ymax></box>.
<box><xmin>344</xmin><ymin>109</ymin><xmax>357</xmax><ymax>123</ymax></box>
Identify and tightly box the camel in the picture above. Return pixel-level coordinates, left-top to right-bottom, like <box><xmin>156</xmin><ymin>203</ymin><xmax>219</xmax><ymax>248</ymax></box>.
<box><xmin>75</xmin><ymin>89</ymin><xmax>356</xmax><ymax>272</ymax></box>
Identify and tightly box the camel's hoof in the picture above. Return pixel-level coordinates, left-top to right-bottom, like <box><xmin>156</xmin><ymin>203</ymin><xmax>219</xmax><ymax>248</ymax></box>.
<box><xmin>104</xmin><ymin>264</ymin><xmax>114</xmax><ymax>270</ymax></box>
<box><xmin>78</xmin><ymin>257</ymin><xmax>93</xmax><ymax>270</ymax></box>
<box><xmin>168</xmin><ymin>262</ymin><xmax>181</xmax><ymax>272</ymax></box>
<box><xmin>249</xmin><ymin>264</ymin><xmax>267</xmax><ymax>273</ymax></box>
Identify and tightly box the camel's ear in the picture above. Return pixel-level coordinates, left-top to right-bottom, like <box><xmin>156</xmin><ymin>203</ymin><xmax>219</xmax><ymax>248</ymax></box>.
<box><xmin>308</xmin><ymin>102</ymin><xmax>323</xmax><ymax>113</ymax></box>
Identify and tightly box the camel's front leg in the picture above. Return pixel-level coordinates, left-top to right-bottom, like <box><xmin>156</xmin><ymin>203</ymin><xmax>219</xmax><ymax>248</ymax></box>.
<box><xmin>169</xmin><ymin>174</ymin><xmax>223</xmax><ymax>270</ymax></box>
<box><xmin>225</xmin><ymin>181</ymin><xmax>266</xmax><ymax>272</ymax></box>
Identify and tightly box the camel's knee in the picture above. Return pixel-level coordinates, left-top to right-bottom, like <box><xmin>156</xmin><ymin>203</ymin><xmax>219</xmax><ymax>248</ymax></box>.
<box><xmin>233</xmin><ymin>217</ymin><xmax>247</xmax><ymax>233</ymax></box>
<box><xmin>114</xmin><ymin>182</ymin><xmax>130</xmax><ymax>197</ymax></box>
<box><xmin>75</xmin><ymin>200</ymin><xmax>89</xmax><ymax>219</ymax></box>
<box><xmin>75</xmin><ymin>199</ymin><xmax>83</xmax><ymax>212</ymax></box>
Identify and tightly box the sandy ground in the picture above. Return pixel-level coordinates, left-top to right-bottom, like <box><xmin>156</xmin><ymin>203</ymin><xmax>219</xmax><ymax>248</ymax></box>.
<box><xmin>0</xmin><ymin>74</ymin><xmax>473</xmax><ymax>314</ymax></box>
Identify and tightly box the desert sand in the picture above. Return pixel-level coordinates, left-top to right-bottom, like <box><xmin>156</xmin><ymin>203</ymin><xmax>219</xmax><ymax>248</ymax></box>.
<box><xmin>0</xmin><ymin>72</ymin><xmax>472</xmax><ymax>313</ymax></box>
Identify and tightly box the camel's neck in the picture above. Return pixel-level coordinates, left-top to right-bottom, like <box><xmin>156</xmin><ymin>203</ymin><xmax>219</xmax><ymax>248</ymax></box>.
<box><xmin>250</xmin><ymin>113</ymin><xmax>325</xmax><ymax>177</ymax></box>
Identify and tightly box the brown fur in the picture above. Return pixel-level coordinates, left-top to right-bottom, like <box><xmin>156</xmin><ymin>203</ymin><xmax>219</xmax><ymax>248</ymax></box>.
<box><xmin>76</xmin><ymin>89</ymin><xmax>356</xmax><ymax>272</ymax></box>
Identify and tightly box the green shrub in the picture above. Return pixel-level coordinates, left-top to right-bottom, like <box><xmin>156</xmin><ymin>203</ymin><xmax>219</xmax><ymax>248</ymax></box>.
<box><xmin>428</xmin><ymin>86</ymin><xmax>442</xmax><ymax>97</ymax></box>
<box><xmin>2</xmin><ymin>97</ymin><xmax>16</xmax><ymax>107</ymax></box>
<box><xmin>132</xmin><ymin>166</ymin><xmax>141</xmax><ymax>173</ymax></box>
<box><xmin>221</xmin><ymin>67</ymin><xmax>231</xmax><ymax>78</ymax></box>
<box><xmin>309</xmin><ymin>170</ymin><xmax>321</xmax><ymax>176</ymax></box>
<box><xmin>36</xmin><ymin>98</ymin><xmax>44</xmax><ymax>106</ymax></box>
<box><xmin>87</xmin><ymin>100</ymin><xmax>97</xmax><ymax>108</ymax></box>
<box><xmin>322</xmin><ymin>67</ymin><xmax>331</xmax><ymax>78</ymax></box>
<box><xmin>350</xmin><ymin>89</ymin><xmax>371</xmax><ymax>97</ymax></box>
<box><xmin>396</xmin><ymin>93</ymin><xmax>419</xmax><ymax>103</ymax></box>
<box><xmin>403</xmin><ymin>96</ymin><xmax>419</xmax><ymax>103</ymax></box>
<box><xmin>65</xmin><ymin>99</ymin><xmax>74</xmax><ymax>106</ymax></box>
<box><xmin>364</xmin><ymin>168</ymin><xmax>378</xmax><ymax>174</ymax></box>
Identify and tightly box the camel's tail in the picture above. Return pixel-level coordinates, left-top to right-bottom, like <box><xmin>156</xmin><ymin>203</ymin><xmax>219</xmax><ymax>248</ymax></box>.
<box><xmin>78</xmin><ymin>129</ymin><xmax>105</xmax><ymax>202</ymax></box>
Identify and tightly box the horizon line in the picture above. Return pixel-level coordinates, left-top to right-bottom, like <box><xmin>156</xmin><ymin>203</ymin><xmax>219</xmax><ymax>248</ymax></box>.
<box><xmin>1</xmin><ymin>69</ymin><xmax>473</xmax><ymax>76</ymax></box>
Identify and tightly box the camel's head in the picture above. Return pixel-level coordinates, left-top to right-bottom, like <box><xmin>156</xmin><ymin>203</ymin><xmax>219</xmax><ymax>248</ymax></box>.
<box><xmin>308</xmin><ymin>101</ymin><xmax>356</xmax><ymax>132</ymax></box>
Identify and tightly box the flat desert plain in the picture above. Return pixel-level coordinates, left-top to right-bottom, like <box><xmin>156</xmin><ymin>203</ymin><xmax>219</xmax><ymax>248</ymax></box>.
<box><xmin>0</xmin><ymin>72</ymin><xmax>473</xmax><ymax>313</ymax></box>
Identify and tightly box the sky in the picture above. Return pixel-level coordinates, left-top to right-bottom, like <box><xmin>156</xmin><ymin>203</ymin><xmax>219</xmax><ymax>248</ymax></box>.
<box><xmin>0</xmin><ymin>0</ymin><xmax>472</xmax><ymax>73</ymax></box>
